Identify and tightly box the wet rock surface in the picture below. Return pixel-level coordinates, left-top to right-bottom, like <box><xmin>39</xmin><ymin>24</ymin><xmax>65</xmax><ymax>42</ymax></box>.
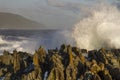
<box><xmin>0</xmin><ymin>44</ymin><xmax>120</xmax><ymax>80</ymax></box>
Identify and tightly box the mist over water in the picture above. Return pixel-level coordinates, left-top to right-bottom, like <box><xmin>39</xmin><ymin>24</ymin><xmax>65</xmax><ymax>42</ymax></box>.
<box><xmin>0</xmin><ymin>30</ymin><xmax>75</xmax><ymax>54</ymax></box>
<box><xmin>0</xmin><ymin>1</ymin><xmax>120</xmax><ymax>54</ymax></box>
<box><xmin>72</xmin><ymin>2</ymin><xmax>120</xmax><ymax>50</ymax></box>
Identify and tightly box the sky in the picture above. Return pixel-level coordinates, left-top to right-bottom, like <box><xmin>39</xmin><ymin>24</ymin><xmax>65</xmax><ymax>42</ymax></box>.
<box><xmin>0</xmin><ymin>0</ymin><xmax>119</xmax><ymax>29</ymax></box>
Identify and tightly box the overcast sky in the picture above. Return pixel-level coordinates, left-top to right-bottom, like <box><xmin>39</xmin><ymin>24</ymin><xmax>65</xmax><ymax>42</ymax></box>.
<box><xmin>0</xmin><ymin>0</ymin><xmax>119</xmax><ymax>29</ymax></box>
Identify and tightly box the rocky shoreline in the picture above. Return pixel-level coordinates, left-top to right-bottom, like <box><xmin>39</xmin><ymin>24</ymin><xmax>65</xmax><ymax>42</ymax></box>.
<box><xmin>0</xmin><ymin>44</ymin><xmax>120</xmax><ymax>80</ymax></box>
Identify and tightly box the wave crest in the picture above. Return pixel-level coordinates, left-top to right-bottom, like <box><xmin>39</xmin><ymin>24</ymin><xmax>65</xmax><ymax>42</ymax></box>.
<box><xmin>72</xmin><ymin>3</ymin><xmax>120</xmax><ymax>49</ymax></box>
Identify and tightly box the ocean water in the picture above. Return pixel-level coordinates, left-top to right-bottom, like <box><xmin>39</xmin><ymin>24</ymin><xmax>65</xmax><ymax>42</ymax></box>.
<box><xmin>1</xmin><ymin>1</ymin><xmax>120</xmax><ymax>54</ymax></box>
<box><xmin>0</xmin><ymin>29</ymin><xmax>74</xmax><ymax>54</ymax></box>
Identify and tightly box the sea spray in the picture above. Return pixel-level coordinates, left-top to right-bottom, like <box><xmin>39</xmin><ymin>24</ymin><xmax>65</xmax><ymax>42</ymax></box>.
<box><xmin>72</xmin><ymin>3</ymin><xmax>120</xmax><ymax>49</ymax></box>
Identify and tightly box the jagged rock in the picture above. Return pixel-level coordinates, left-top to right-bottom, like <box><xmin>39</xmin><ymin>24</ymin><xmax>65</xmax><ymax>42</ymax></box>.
<box><xmin>0</xmin><ymin>50</ymin><xmax>13</xmax><ymax>65</ymax></box>
<box><xmin>107</xmin><ymin>66</ymin><xmax>120</xmax><ymax>80</ymax></box>
<box><xmin>88</xmin><ymin>48</ymin><xmax>108</xmax><ymax>64</ymax></box>
<box><xmin>59</xmin><ymin>44</ymin><xmax>69</xmax><ymax>68</ymax></box>
<box><xmin>74</xmin><ymin>56</ymin><xmax>86</xmax><ymax>79</ymax></box>
<box><xmin>88</xmin><ymin>50</ymin><xmax>98</xmax><ymax>61</ymax></box>
<box><xmin>66</xmin><ymin>64</ymin><xmax>77</xmax><ymax>80</ymax></box>
<box><xmin>0</xmin><ymin>70</ymin><xmax>3</xmax><ymax>77</ymax></box>
<box><xmin>37</xmin><ymin>46</ymin><xmax>46</xmax><ymax>63</ymax></box>
<box><xmin>67</xmin><ymin>45</ymin><xmax>74</xmax><ymax>65</ymax></box>
<box><xmin>13</xmin><ymin>50</ymin><xmax>21</xmax><ymax>73</ymax></box>
<box><xmin>83</xmin><ymin>71</ymin><xmax>101</xmax><ymax>80</ymax></box>
<box><xmin>22</xmin><ymin>69</ymin><xmax>42</xmax><ymax>80</ymax></box>
<box><xmin>90</xmin><ymin>60</ymin><xmax>101</xmax><ymax>74</ymax></box>
<box><xmin>105</xmin><ymin>51</ymin><xmax>120</xmax><ymax>68</ymax></box>
<box><xmin>33</xmin><ymin>51</ymin><xmax>40</xmax><ymax>68</ymax></box>
<box><xmin>98</xmin><ymin>69</ymin><xmax>112</xmax><ymax>80</ymax></box>
<box><xmin>4</xmin><ymin>72</ymin><xmax>12</xmax><ymax>80</ymax></box>
<box><xmin>110</xmin><ymin>58</ymin><xmax>119</xmax><ymax>67</ymax></box>
<box><xmin>59</xmin><ymin>44</ymin><xmax>68</xmax><ymax>53</ymax></box>
<box><xmin>0</xmin><ymin>45</ymin><xmax>120</xmax><ymax>80</ymax></box>
<box><xmin>97</xmin><ymin>48</ymin><xmax>108</xmax><ymax>64</ymax></box>
<box><xmin>72</xmin><ymin>47</ymin><xmax>86</xmax><ymax>64</ymax></box>
<box><xmin>111</xmin><ymin>49</ymin><xmax>120</xmax><ymax>57</ymax></box>
<box><xmin>63</xmin><ymin>45</ymin><xmax>78</xmax><ymax>80</ymax></box>
<box><xmin>98</xmin><ymin>62</ymin><xmax>105</xmax><ymax>71</ymax></box>
<box><xmin>0</xmin><ymin>68</ymin><xmax>7</xmax><ymax>76</ymax></box>
<box><xmin>47</xmin><ymin>53</ymin><xmax>64</xmax><ymax>80</ymax></box>
<box><xmin>32</xmin><ymin>48</ymin><xmax>44</xmax><ymax>80</ymax></box>
<box><xmin>83</xmin><ymin>71</ymin><xmax>93</xmax><ymax>80</ymax></box>
<box><xmin>93</xmin><ymin>73</ymin><xmax>101</xmax><ymax>80</ymax></box>
<box><xmin>47</xmin><ymin>67</ymin><xmax>64</xmax><ymax>80</ymax></box>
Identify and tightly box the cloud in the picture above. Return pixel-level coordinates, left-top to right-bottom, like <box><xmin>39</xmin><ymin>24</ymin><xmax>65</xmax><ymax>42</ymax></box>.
<box><xmin>46</xmin><ymin>0</ymin><xmax>83</xmax><ymax>13</ymax></box>
<box><xmin>0</xmin><ymin>0</ymin><xmax>119</xmax><ymax>29</ymax></box>
<box><xmin>0</xmin><ymin>0</ymin><xmax>79</xmax><ymax>29</ymax></box>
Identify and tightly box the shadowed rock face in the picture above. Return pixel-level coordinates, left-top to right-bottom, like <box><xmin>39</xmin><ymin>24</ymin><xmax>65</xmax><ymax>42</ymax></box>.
<box><xmin>0</xmin><ymin>44</ymin><xmax>120</xmax><ymax>80</ymax></box>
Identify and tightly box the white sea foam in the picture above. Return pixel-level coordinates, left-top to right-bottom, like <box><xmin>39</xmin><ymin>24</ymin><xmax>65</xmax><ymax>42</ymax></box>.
<box><xmin>0</xmin><ymin>1</ymin><xmax>120</xmax><ymax>54</ymax></box>
<box><xmin>0</xmin><ymin>35</ymin><xmax>36</xmax><ymax>54</ymax></box>
<box><xmin>72</xmin><ymin>3</ymin><xmax>120</xmax><ymax>49</ymax></box>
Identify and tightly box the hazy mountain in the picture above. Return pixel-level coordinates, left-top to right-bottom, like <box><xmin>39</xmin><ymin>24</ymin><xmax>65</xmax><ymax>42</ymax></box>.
<box><xmin>0</xmin><ymin>13</ymin><xmax>45</xmax><ymax>29</ymax></box>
